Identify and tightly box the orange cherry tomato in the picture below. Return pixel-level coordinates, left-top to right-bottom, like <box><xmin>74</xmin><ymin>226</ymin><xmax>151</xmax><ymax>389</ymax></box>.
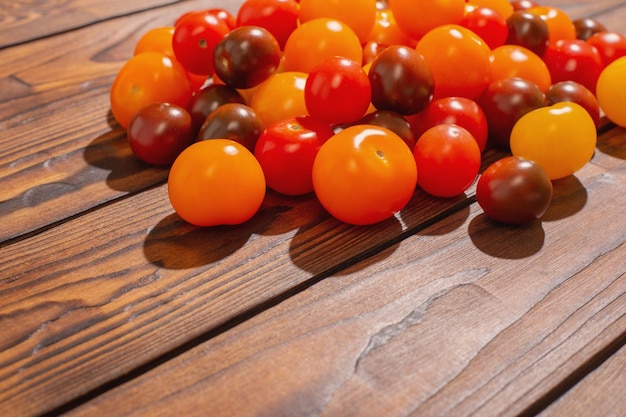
<box><xmin>110</xmin><ymin>52</ymin><xmax>193</xmax><ymax>129</ymax></box>
<box><xmin>312</xmin><ymin>125</ymin><xmax>417</xmax><ymax>225</ymax></box>
<box><xmin>249</xmin><ymin>71</ymin><xmax>309</xmax><ymax>128</ymax></box>
<box><xmin>298</xmin><ymin>0</ymin><xmax>377</xmax><ymax>44</ymax></box>
<box><xmin>282</xmin><ymin>18</ymin><xmax>363</xmax><ymax>73</ymax></box>
<box><xmin>388</xmin><ymin>0</ymin><xmax>465</xmax><ymax>40</ymax></box>
<box><xmin>468</xmin><ymin>0</ymin><xmax>514</xmax><ymax>19</ymax></box>
<box><xmin>416</xmin><ymin>24</ymin><xmax>492</xmax><ymax>100</ymax></box>
<box><xmin>490</xmin><ymin>44</ymin><xmax>552</xmax><ymax>91</ymax></box>
<box><xmin>134</xmin><ymin>26</ymin><xmax>176</xmax><ymax>57</ymax></box>
<box><xmin>167</xmin><ymin>139</ymin><xmax>266</xmax><ymax>226</ymax></box>
<box><xmin>367</xmin><ymin>9</ymin><xmax>417</xmax><ymax>48</ymax></box>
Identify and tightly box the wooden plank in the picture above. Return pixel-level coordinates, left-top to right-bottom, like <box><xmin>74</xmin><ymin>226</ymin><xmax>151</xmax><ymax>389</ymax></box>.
<box><xmin>0</xmin><ymin>0</ymin><xmax>244</xmax><ymax>243</ymax></box>
<box><xmin>539</xmin><ymin>342</ymin><xmax>626</xmax><ymax>417</ymax></box>
<box><xmin>61</xmin><ymin>154</ymin><xmax>626</xmax><ymax>417</ymax></box>
<box><xmin>0</xmin><ymin>0</ymin><xmax>180</xmax><ymax>48</ymax></box>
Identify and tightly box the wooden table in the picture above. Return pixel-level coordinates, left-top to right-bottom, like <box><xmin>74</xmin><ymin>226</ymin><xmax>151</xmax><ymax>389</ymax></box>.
<box><xmin>2</xmin><ymin>1</ymin><xmax>625</xmax><ymax>416</ymax></box>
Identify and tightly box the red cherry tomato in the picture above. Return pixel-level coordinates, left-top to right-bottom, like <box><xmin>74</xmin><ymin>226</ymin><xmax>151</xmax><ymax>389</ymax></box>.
<box><xmin>413</xmin><ymin>124</ymin><xmax>481</xmax><ymax>198</ymax></box>
<box><xmin>236</xmin><ymin>0</ymin><xmax>299</xmax><ymax>49</ymax></box>
<box><xmin>312</xmin><ymin>125</ymin><xmax>417</xmax><ymax>225</ymax></box>
<box><xmin>587</xmin><ymin>31</ymin><xmax>626</xmax><ymax>68</ymax></box>
<box><xmin>305</xmin><ymin>57</ymin><xmax>371</xmax><ymax>124</ymax></box>
<box><xmin>172</xmin><ymin>10</ymin><xmax>231</xmax><ymax>75</ymax></box>
<box><xmin>460</xmin><ymin>6</ymin><xmax>508</xmax><ymax>49</ymax></box>
<box><xmin>543</xmin><ymin>39</ymin><xmax>603</xmax><ymax>93</ymax></box>
<box><xmin>254</xmin><ymin>116</ymin><xmax>334</xmax><ymax>195</ymax></box>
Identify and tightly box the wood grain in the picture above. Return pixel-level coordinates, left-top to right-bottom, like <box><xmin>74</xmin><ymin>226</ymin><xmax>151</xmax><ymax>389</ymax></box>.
<box><xmin>62</xmin><ymin>155</ymin><xmax>626</xmax><ymax>417</ymax></box>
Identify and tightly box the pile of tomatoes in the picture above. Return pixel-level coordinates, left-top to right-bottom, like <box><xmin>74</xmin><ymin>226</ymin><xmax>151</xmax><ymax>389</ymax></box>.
<box><xmin>109</xmin><ymin>0</ymin><xmax>626</xmax><ymax>226</ymax></box>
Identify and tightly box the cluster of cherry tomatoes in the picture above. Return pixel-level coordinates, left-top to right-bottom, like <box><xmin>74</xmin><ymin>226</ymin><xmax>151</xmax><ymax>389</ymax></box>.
<box><xmin>109</xmin><ymin>0</ymin><xmax>626</xmax><ymax>226</ymax></box>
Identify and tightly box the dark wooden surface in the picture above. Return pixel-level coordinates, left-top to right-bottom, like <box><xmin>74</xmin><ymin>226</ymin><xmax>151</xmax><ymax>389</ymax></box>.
<box><xmin>1</xmin><ymin>1</ymin><xmax>625</xmax><ymax>416</ymax></box>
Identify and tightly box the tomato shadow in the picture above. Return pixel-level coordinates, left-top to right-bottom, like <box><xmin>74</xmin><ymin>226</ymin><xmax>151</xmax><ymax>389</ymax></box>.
<box><xmin>143</xmin><ymin>213</ymin><xmax>253</xmax><ymax>269</ymax></box>
<box><xmin>596</xmin><ymin>125</ymin><xmax>626</xmax><ymax>160</ymax></box>
<box><xmin>541</xmin><ymin>175</ymin><xmax>587</xmax><ymax>222</ymax></box>
<box><xmin>468</xmin><ymin>214</ymin><xmax>545</xmax><ymax>259</ymax></box>
<box><xmin>83</xmin><ymin>110</ymin><xmax>168</xmax><ymax>192</ymax></box>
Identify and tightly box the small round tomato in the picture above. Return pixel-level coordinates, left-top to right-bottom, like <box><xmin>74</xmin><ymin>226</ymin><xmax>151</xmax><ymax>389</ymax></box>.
<box><xmin>367</xmin><ymin>9</ymin><xmax>417</xmax><ymax>49</ymax></box>
<box><xmin>510</xmin><ymin>102</ymin><xmax>596</xmax><ymax>180</ymax></box>
<box><xmin>197</xmin><ymin>103</ymin><xmax>264</xmax><ymax>152</ymax></box>
<box><xmin>250</xmin><ymin>71</ymin><xmax>309</xmax><ymax>128</ymax></box>
<box><xmin>127</xmin><ymin>102</ymin><xmax>194</xmax><ymax>165</ymax></box>
<box><xmin>348</xmin><ymin>110</ymin><xmax>416</xmax><ymax>150</ymax></box>
<box><xmin>172</xmin><ymin>10</ymin><xmax>231</xmax><ymax>75</ymax></box>
<box><xmin>416</xmin><ymin>24</ymin><xmax>492</xmax><ymax>100</ymax></box>
<box><xmin>489</xmin><ymin>44</ymin><xmax>552</xmax><ymax>92</ymax></box>
<box><xmin>545</xmin><ymin>81</ymin><xmax>600</xmax><ymax>127</ymax></box>
<box><xmin>413</xmin><ymin>124</ymin><xmax>481</xmax><ymax>198</ymax></box>
<box><xmin>596</xmin><ymin>56</ymin><xmax>626</xmax><ymax>127</ymax></box>
<box><xmin>110</xmin><ymin>52</ymin><xmax>193</xmax><ymax>129</ymax></box>
<box><xmin>254</xmin><ymin>116</ymin><xmax>334</xmax><ymax>195</ymax></box>
<box><xmin>236</xmin><ymin>0</ymin><xmax>299</xmax><ymax>49</ymax></box>
<box><xmin>460</xmin><ymin>6</ymin><xmax>508</xmax><ymax>49</ymax></box>
<box><xmin>186</xmin><ymin>83</ymin><xmax>246</xmax><ymax>132</ymax></box>
<box><xmin>527</xmin><ymin>6</ymin><xmax>576</xmax><ymax>43</ymax></box>
<box><xmin>543</xmin><ymin>39</ymin><xmax>603</xmax><ymax>93</ymax></box>
<box><xmin>506</xmin><ymin>10</ymin><xmax>550</xmax><ymax>57</ymax></box>
<box><xmin>368</xmin><ymin>45</ymin><xmax>434</xmax><ymax>115</ymax></box>
<box><xmin>410</xmin><ymin>96</ymin><xmax>488</xmax><ymax>152</ymax></box>
<box><xmin>305</xmin><ymin>56</ymin><xmax>371</xmax><ymax>124</ymax></box>
<box><xmin>213</xmin><ymin>26</ymin><xmax>281</xmax><ymax>89</ymax></box>
<box><xmin>299</xmin><ymin>0</ymin><xmax>377</xmax><ymax>44</ymax></box>
<box><xmin>573</xmin><ymin>17</ymin><xmax>607</xmax><ymax>41</ymax></box>
<box><xmin>168</xmin><ymin>139</ymin><xmax>266</xmax><ymax>226</ymax></box>
<box><xmin>587</xmin><ymin>31</ymin><xmax>626</xmax><ymax>68</ymax></box>
<box><xmin>312</xmin><ymin>125</ymin><xmax>417</xmax><ymax>225</ymax></box>
<box><xmin>283</xmin><ymin>18</ymin><xmax>363</xmax><ymax>73</ymax></box>
<box><xmin>477</xmin><ymin>156</ymin><xmax>553</xmax><ymax>224</ymax></box>
<box><xmin>134</xmin><ymin>26</ymin><xmax>175</xmax><ymax>57</ymax></box>
<box><xmin>389</xmin><ymin>0</ymin><xmax>465</xmax><ymax>40</ymax></box>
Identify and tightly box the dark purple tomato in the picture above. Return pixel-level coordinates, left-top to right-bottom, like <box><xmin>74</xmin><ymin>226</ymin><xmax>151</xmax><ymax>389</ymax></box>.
<box><xmin>506</xmin><ymin>10</ymin><xmax>550</xmax><ymax>57</ymax></box>
<box><xmin>510</xmin><ymin>0</ymin><xmax>540</xmax><ymax>11</ymax></box>
<box><xmin>127</xmin><ymin>102</ymin><xmax>194</xmax><ymax>165</ymax></box>
<box><xmin>349</xmin><ymin>110</ymin><xmax>416</xmax><ymax>150</ymax></box>
<box><xmin>479</xmin><ymin>77</ymin><xmax>545</xmax><ymax>150</ymax></box>
<box><xmin>197</xmin><ymin>103</ymin><xmax>264</xmax><ymax>151</ymax></box>
<box><xmin>573</xmin><ymin>17</ymin><xmax>607</xmax><ymax>41</ymax></box>
<box><xmin>477</xmin><ymin>156</ymin><xmax>553</xmax><ymax>225</ymax></box>
<box><xmin>545</xmin><ymin>81</ymin><xmax>601</xmax><ymax>127</ymax></box>
<box><xmin>213</xmin><ymin>25</ymin><xmax>281</xmax><ymax>89</ymax></box>
<box><xmin>368</xmin><ymin>45</ymin><xmax>434</xmax><ymax>115</ymax></box>
<box><xmin>543</xmin><ymin>39</ymin><xmax>603</xmax><ymax>94</ymax></box>
<box><xmin>186</xmin><ymin>83</ymin><xmax>246</xmax><ymax>131</ymax></box>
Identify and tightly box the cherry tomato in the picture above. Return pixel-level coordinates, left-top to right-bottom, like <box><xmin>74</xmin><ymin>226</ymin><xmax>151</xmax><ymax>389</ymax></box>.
<box><xmin>127</xmin><ymin>103</ymin><xmax>194</xmax><ymax>165</ymax></box>
<box><xmin>543</xmin><ymin>39</ymin><xmax>603</xmax><ymax>94</ymax></box>
<box><xmin>168</xmin><ymin>139</ymin><xmax>266</xmax><ymax>226</ymax></box>
<box><xmin>312</xmin><ymin>125</ymin><xmax>417</xmax><ymax>225</ymax></box>
<box><xmin>573</xmin><ymin>17</ymin><xmax>607</xmax><ymax>41</ymax></box>
<box><xmin>172</xmin><ymin>10</ymin><xmax>231</xmax><ymax>75</ymax></box>
<box><xmin>347</xmin><ymin>110</ymin><xmax>416</xmax><ymax>150</ymax></box>
<box><xmin>460</xmin><ymin>6</ymin><xmax>508</xmax><ymax>49</ymax></box>
<box><xmin>477</xmin><ymin>156</ymin><xmax>553</xmax><ymax>224</ymax></box>
<box><xmin>110</xmin><ymin>52</ymin><xmax>193</xmax><ymax>129</ymax></box>
<box><xmin>305</xmin><ymin>57</ymin><xmax>371</xmax><ymax>124</ymax></box>
<box><xmin>388</xmin><ymin>0</ymin><xmax>465</xmax><ymax>40</ymax></box>
<box><xmin>413</xmin><ymin>124</ymin><xmax>481</xmax><ymax>197</ymax></box>
<box><xmin>134</xmin><ymin>26</ymin><xmax>175</xmax><ymax>57</ymax></box>
<box><xmin>197</xmin><ymin>103</ymin><xmax>264</xmax><ymax>152</ymax></box>
<box><xmin>249</xmin><ymin>71</ymin><xmax>308</xmax><ymax>128</ymax></box>
<box><xmin>506</xmin><ymin>10</ymin><xmax>550</xmax><ymax>57</ymax></box>
<box><xmin>479</xmin><ymin>77</ymin><xmax>545</xmax><ymax>149</ymax></box>
<box><xmin>587</xmin><ymin>31</ymin><xmax>626</xmax><ymax>68</ymax></box>
<box><xmin>416</xmin><ymin>24</ymin><xmax>491</xmax><ymax>100</ymax></box>
<box><xmin>213</xmin><ymin>26</ymin><xmax>281</xmax><ymax>89</ymax></box>
<box><xmin>596</xmin><ymin>56</ymin><xmax>626</xmax><ymax>127</ymax></box>
<box><xmin>368</xmin><ymin>45</ymin><xmax>434</xmax><ymax>115</ymax></box>
<box><xmin>410</xmin><ymin>97</ymin><xmax>488</xmax><ymax>152</ymax></box>
<box><xmin>254</xmin><ymin>116</ymin><xmax>334</xmax><ymax>195</ymax></box>
<box><xmin>299</xmin><ymin>0</ymin><xmax>377</xmax><ymax>44</ymax></box>
<box><xmin>468</xmin><ymin>0</ymin><xmax>514</xmax><ymax>19</ymax></box>
<box><xmin>489</xmin><ymin>45</ymin><xmax>551</xmax><ymax>92</ymax></box>
<box><xmin>367</xmin><ymin>9</ymin><xmax>417</xmax><ymax>49</ymax></box>
<box><xmin>282</xmin><ymin>18</ymin><xmax>363</xmax><ymax>73</ymax></box>
<box><xmin>186</xmin><ymin>83</ymin><xmax>246</xmax><ymax>132</ymax></box>
<box><xmin>527</xmin><ymin>6</ymin><xmax>576</xmax><ymax>44</ymax></box>
<box><xmin>510</xmin><ymin>102</ymin><xmax>597</xmax><ymax>180</ymax></box>
<box><xmin>545</xmin><ymin>81</ymin><xmax>600</xmax><ymax>127</ymax></box>
<box><xmin>236</xmin><ymin>0</ymin><xmax>299</xmax><ymax>49</ymax></box>
<box><xmin>510</xmin><ymin>0</ymin><xmax>540</xmax><ymax>11</ymax></box>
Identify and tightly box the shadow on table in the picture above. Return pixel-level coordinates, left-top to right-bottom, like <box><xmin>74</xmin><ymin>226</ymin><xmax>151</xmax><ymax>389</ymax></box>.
<box><xmin>468</xmin><ymin>214</ymin><xmax>545</xmax><ymax>259</ymax></box>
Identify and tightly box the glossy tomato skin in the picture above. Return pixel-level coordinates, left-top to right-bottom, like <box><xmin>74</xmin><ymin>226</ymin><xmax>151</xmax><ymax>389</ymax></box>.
<box><xmin>477</xmin><ymin>156</ymin><xmax>553</xmax><ymax>225</ymax></box>
<box><xmin>368</xmin><ymin>45</ymin><xmax>434</xmax><ymax>115</ymax></box>
<box><xmin>543</xmin><ymin>39</ymin><xmax>603</xmax><ymax>94</ymax></box>
<box><xmin>573</xmin><ymin>17</ymin><xmax>606</xmax><ymax>41</ymax></box>
<box><xmin>299</xmin><ymin>0</ymin><xmax>377</xmax><ymax>44</ymax></box>
<box><xmin>213</xmin><ymin>26</ymin><xmax>282</xmax><ymax>89</ymax></box>
<box><xmin>413</xmin><ymin>124</ymin><xmax>481</xmax><ymax>198</ymax></box>
<box><xmin>506</xmin><ymin>11</ymin><xmax>550</xmax><ymax>57</ymax></box>
<box><xmin>254</xmin><ymin>116</ymin><xmax>334</xmax><ymax>195</ymax></box>
<box><xmin>305</xmin><ymin>57</ymin><xmax>371</xmax><ymax>124</ymax></box>
<box><xmin>410</xmin><ymin>97</ymin><xmax>488</xmax><ymax>152</ymax></box>
<box><xmin>197</xmin><ymin>103</ymin><xmax>264</xmax><ymax>152</ymax></box>
<box><xmin>250</xmin><ymin>71</ymin><xmax>308</xmax><ymax>128</ymax></box>
<box><xmin>460</xmin><ymin>6</ymin><xmax>508</xmax><ymax>49</ymax></box>
<box><xmin>596</xmin><ymin>56</ymin><xmax>626</xmax><ymax>127</ymax></box>
<box><xmin>110</xmin><ymin>52</ymin><xmax>193</xmax><ymax>130</ymax></box>
<box><xmin>172</xmin><ymin>10</ymin><xmax>231</xmax><ymax>75</ymax></box>
<box><xmin>348</xmin><ymin>110</ymin><xmax>416</xmax><ymax>150</ymax></box>
<box><xmin>127</xmin><ymin>103</ymin><xmax>194</xmax><ymax>165</ymax></box>
<box><xmin>312</xmin><ymin>125</ymin><xmax>417</xmax><ymax>225</ymax></box>
<box><xmin>236</xmin><ymin>0</ymin><xmax>299</xmax><ymax>49</ymax></box>
<box><xmin>545</xmin><ymin>81</ymin><xmax>600</xmax><ymax>127</ymax></box>
<box><xmin>186</xmin><ymin>83</ymin><xmax>246</xmax><ymax>132</ymax></box>
<box><xmin>168</xmin><ymin>139</ymin><xmax>266</xmax><ymax>226</ymax></box>
<box><xmin>587</xmin><ymin>31</ymin><xmax>626</xmax><ymax>68</ymax></box>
